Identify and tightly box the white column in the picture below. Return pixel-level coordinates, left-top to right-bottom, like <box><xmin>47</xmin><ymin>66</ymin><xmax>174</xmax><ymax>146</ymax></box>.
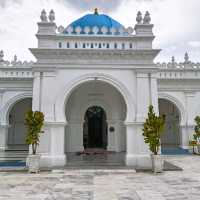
<box><xmin>107</xmin><ymin>120</ymin><xmax>116</xmax><ymax>151</ymax></box>
<box><xmin>50</xmin><ymin>123</ymin><xmax>66</xmax><ymax>166</ymax></box>
<box><xmin>180</xmin><ymin>125</ymin><xmax>193</xmax><ymax>149</ymax></box>
<box><xmin>41</xmin><ymin>71</ymin><xmax>56</xmax><ymax>122</ymax></box>
<box><xmin>125</xmin><ymin>122</ymin><xmax>151</xmax><ymax>168</ymax></box>
<box><xmin>125</xmin><ymin>71</ymin><xmax>158</xmax><ymax>169</ymax></box>
<box><xmin>0</xmin><ymin>124</ymin><xmax>8</xmax><ymax>150</ymax></box>
<box><xmin>0</xmin><ymin>89</ymin><xmax>8</xmax><ymax>150</ymax></box>
<box><xmin>67</xmin><ymin>121</ymin><xmax>84</xmax><ymax>152</ymax></box>
<box><xmin>32</xmin><ymin>72</ymin><xmax>41</xmax><ymax>111</ymax></box>
<box><xmin>182</xmin><ymin>92</ymin><xmax>196</xmax><ymax>149</ymax></box>
<box><xmin>136</xmin><ymin>72</ymin><xmax>150</xmax><ymax>121</ymax></box>
<box><xmin>150</xmin><ymin>73</ymin><xmax>159</xmax><ymax>114</ymax></box>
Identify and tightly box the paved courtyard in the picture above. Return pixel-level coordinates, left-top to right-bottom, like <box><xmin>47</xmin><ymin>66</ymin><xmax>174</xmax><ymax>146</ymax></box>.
<box><xmin>0</xmin><ymin>155</ymin><xmax>200</xmax><ymax>200</ymax></box>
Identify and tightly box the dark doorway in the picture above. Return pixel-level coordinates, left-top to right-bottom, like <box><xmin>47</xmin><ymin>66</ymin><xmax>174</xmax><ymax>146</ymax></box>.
<box><xmin>83</xmin><ymin>106</ymin><xmax>107</xmax><ymax>149</ymax></box>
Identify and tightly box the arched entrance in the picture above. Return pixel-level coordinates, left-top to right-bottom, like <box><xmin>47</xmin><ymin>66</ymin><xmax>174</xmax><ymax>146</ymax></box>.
<box><xmin>65</xmin><ymin>80</ymin><xmax>127</xmax><ymax>153</ymax></box>
<box><xmin>7</xmin><ymin>98</ymin><xmax>32</xmax><ymax>150</ymax></box>
<box><xmin>159</xmin><ymin>98</ymin><xmax>181</xmax><ymax>150</ymax></box>
<box><xmin>83</xmin><ymin>106</ymin><xmax>107</xmax><ymax>149</ymax></box>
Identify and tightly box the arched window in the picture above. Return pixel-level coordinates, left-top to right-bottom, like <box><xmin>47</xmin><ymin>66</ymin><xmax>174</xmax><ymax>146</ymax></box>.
<box><xmin>75</xmin><ymin>43</ymin><xmax>78</xmax><ymax>48</ymax></box>
<box><xmin>114</xmin><ymin>43</ymin><xmax>117</xmax><ymax>49</ymax></box>
<box><xmin>129</xmin><ymin>43</ymin><xmax>132</xmax><ymax>49</ymax></box>
<box><xmin>99</xmin><ymin>43</ymin><xmax>102</xmax><ymax>48</ymax></box>
<box><xmin>91</xmin><ymin>43</ymin><xmax>94</xmax><ymax>48</ymax></box>
<box><xmin>106</xmin><ymin>43</ymin><xmax>110</xmax><ymax>49</ymax></box>
<box><xmin>83</xmin><ymin>43</ymin><xmax>86</xmax><ymax>48</ymax></box>
<box><xmin>67</xmin><ymin>42</ymin><xmax>70</xmax><ymax>48</ymax></box>
<box><xmin>58</xmin><ymin>42</ymin><xmax>62</xmax><ymax>48</ymax></box>
<box><xmin>122</xmin><ymin>43</ymin><xmax>125</xmax><ymax>49</ymax></box>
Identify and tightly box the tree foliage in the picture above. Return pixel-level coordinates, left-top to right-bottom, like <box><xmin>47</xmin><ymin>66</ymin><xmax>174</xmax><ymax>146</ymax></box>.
<box><xmin>25</xmin><ymin>111</ymin><xmax>44</xmax><ymax>155</ymax></box>
<box><xmin>193</xmin><ymin>116</ymin><xmax>200</xmax><ymax>144</ymax></box>
<box><xmin>142</xmin><ymin>105</ymin><xmax>165</xmax><ymax>155</ymax></box>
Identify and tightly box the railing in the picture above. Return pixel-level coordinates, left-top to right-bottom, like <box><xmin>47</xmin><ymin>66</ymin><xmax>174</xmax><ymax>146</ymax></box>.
<box><xmin>0</xmin><ymin>70</ymin><xmax>34</xmax><ymax>78</ymax></box>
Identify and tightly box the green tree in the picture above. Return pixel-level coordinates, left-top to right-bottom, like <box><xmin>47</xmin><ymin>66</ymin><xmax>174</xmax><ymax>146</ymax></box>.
<box><xmin>142</xmin><ymin>105</ymin><xmax>165</xmax><ymax>155</ymax></box>
<box><xmin>25</xmin><ymin>111</ymin><xmax>44</xmax><ymax>155</ymax></box>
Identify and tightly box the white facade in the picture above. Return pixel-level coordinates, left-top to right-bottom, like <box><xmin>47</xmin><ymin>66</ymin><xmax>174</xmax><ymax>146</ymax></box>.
<box><xmin>0</xmin><ymin>9</ymin><xmax>200</xmax><ymax>169</ymax></box>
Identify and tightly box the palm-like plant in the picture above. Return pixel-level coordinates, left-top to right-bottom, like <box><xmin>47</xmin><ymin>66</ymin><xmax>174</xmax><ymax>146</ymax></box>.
<box><xmin>25</xmin><ymin>111</ymin><xmax>44</xmax><ymax>155</ymax></box>
<box><xmin>142</xmin><ymin>105</ymin><xmax>165</xmax><ymax>155</ymax></box>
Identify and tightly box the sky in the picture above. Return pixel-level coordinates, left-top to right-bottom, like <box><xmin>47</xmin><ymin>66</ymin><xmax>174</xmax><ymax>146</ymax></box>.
<box><xmin>0</xmin><ymin>0</ymin><xmax>200</xmax><ymax>62</ymax></box>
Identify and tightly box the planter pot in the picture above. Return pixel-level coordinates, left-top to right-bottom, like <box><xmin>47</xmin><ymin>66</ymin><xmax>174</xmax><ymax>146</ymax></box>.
<box><xmin>188</xmin><ymin>148</ymin><xmax>194</xmax><ymax>154</ymax></box>
<box><xmin>26</xmin><ymin>154</ymin><xmax>41</xmax><ymax>173</ymax></box>
<box><xmin>197</xmin><ymin>145</ymin><xmax>200</xmax><ymax>154</ymax></box>
<box><xmin>151</xmin><ymin>154</ymin><xmax>164</xmax><ymax>173</ymax></box>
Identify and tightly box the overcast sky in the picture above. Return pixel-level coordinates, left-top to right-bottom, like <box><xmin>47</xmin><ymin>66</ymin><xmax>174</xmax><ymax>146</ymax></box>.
<box><xmin>0</xmin><ymin>0</ymin><xmax>200</xmax><ymax>62</ymax></box>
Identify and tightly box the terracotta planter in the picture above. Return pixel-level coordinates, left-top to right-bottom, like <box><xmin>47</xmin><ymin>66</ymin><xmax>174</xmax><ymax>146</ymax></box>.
<box><xmin>151</xmin><ymin>154</ymin><xmax>164</xmax><ymax>173</ymax></box>
<box><xmin>26</xmin><ymin>154</ymin><xmax>41</xmax><ymax>173</ymax></box>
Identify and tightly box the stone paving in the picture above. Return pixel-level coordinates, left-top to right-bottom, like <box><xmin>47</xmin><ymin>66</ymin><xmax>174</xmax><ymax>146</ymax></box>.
<box><xmin>0</xmin><ymin>155</ymin><xmax>200</xmax><ymax>199</ymax></box>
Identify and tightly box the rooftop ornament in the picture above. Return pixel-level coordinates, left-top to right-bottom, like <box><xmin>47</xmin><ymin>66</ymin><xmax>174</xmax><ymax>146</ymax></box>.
<box><xmin>184</xmin><ymin>52</ymin><xmax>190</xmax><ymax>64</ymax></box>
<box><xmin>136</xmin><ymin>11</ymin><xmax>142</xmax><ymax>24</ymax></box>
<box><xmin>94</xmin><ymin>8</ymin><xmax>99</xmax><ymax>15</ymax></box>
<box><xmin>143</xmin><ymin>11</ymin><xmax>151</xmax><ymax>24</ymax></box>
<box><xmin>0</xmin><ymin>50</ymin><xmax>4</xmax><ymax>62</ymax></box>
<box><xmin>49</xmin><ymin>9</ymin><xmax>55</xmax><ymax>22</ymax></box>
<box><xmin>40</xmin><ymin>9</ymin><xmax>47</xmax><ymax>22</ymax></box>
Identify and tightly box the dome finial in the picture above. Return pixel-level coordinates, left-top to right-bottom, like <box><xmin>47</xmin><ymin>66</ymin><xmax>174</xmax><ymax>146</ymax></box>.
<box><xmin>94</xmin><ymin>8</ymin><xmax>98</xmax><ymax>15</ymax></box>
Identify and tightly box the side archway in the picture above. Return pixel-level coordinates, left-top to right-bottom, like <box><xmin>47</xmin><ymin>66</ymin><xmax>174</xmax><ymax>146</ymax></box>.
<box><xmin>159</xmin><ymin>98</ymin><xmax>181</xmax><ymax>149</ymax></box>
<box><xmin>1</xmin><ymin>92</ymin><xmax>32</xmax><ymax>125</ymax></box>
<box><xmin>1</xmin><ymin>92</ymin><xmax>32</xmax><ymax>150</ymax></box>
<box><xmin>158</xmin><ymin>93</ymin><xmax>185</xmax><ymax>125</ymax></box>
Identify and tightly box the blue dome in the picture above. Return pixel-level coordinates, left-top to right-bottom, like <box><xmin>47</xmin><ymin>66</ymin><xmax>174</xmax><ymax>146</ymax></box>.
<box><xmin>63</xmin><ymin>10</ymin><xmax>126</xmax><ymax>35</ymax></box>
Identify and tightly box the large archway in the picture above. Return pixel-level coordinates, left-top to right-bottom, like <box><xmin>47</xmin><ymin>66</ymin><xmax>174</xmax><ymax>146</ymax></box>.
<box><xmin>7</xmin><ymin>98</ymin><xmax>32</xmax><ymax>150</ymax></box>
<box><xmin>65</xmin><ymin>80</ymin><xmax>127</xmax><ymax>154</ymax></box>
<box><xmin>159</xmin><ymin>98</ymin><xmax>181</xmax><ymax>151</ymax></box>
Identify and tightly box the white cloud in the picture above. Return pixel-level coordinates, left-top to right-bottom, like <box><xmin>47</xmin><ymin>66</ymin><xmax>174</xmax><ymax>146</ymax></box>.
<box><xmin>0</xmin><ymin>0</ymin><xmax>199</xmax><ymax>62</ymax></box>
<box><xmin>188</xmin><ymin>41</ymin><xmax>200</xmax><ymax>48</ymax></box>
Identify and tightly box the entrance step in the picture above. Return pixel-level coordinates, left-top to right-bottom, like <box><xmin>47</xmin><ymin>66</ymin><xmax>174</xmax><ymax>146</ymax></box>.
<box><xmin>67</xmin><ymin>152</ymin><xmax>126</xmax><ymax>167</ymax></box>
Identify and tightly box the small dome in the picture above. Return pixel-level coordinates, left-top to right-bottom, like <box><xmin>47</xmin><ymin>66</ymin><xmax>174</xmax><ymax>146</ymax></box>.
<box><xmin>63</xmin><ymin>9</ymin><xmax>127</xmax><ymax>35</ymax></box>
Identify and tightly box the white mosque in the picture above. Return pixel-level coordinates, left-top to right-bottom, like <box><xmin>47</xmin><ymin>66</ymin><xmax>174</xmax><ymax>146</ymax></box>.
<box><xmin>0</xmin><ymin>9</ymin><xmax>199</xmax><ymax>168</ymax></box>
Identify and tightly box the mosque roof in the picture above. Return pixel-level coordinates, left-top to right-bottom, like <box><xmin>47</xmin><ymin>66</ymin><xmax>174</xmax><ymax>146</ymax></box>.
<box><xmin>63</xmin><ymin>9</ymin><xmax>127</xmax><ymax>35</ymax></box>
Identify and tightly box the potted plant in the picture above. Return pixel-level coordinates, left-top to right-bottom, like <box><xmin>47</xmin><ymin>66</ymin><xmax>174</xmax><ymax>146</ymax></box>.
<box><xmin>25</xmin><ymin>110</ymin><xmax>44</xmax><ymax>173</ymax></box>
<box><xmin>194</xmin><ymin>116</ymin><xmax>200</xmax><ymax>153</ymax></box>
<box><xmin>142</xmin><ymin>105</ymin><xmax>165</xmax><ymax>173</ymax></box>
<box><xmin>188</xmin><ymin>139</ymin><xmax>197</xmax><ymax>154</ymax></box>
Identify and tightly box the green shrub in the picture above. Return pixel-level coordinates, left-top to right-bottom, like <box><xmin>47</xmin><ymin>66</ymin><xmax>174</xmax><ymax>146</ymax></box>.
<box><xmin>25</xmin><ymin>111</ymin><xmax>44</xmax><ymax>155</ymax></box>
<box><xmin>142</xmin><ymin>105</ymin><xmax>165</xmax><ymax>155</ymax></box>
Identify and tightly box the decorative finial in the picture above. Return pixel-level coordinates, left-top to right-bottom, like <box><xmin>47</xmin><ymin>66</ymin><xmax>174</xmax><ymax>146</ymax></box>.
<box><xmin>49</xmin><ymin>9</ymin><xmax>55</xmax><ymax>22</ymax></box>
<box><xmin>40</xmin><ymin>9</ymin><xmax>47</xmax><ymax>22</ymax></box>
<box><xmin>184</xmin><ymin>52</ymin><xmax>189</xmax><ymax>63</ymax></box>
<box><xmin>94</xmin><ymin>8</ymin><xmax>98</xmax><ymax>15</ymax></box>
<box><xmin>172</xmin><ymin>56</ymin><xmax>175</xmax><ymax>63</ymax></box>
<box><xmin>0</xmin><ymin>50</ymin><xmax>4</xmax><ymax>62</ymax></box>
<box><xmin>136</xmin><ymin>11</ymin><xmax>142</xmax><ymax>24</ymax></box>
<box><xmin>14</xmin><ymin>55</ymin><xmax>17</xmax><ymax>62</ymax></box>
<box><xmin>143</xmin><ymin>11</ymin><xmax>151</xmax><ymax>24</ymax></box>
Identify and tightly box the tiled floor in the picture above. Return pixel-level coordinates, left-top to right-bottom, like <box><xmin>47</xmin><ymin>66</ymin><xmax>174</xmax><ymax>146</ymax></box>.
<box><xmin>0</xmin><ymin>155</ymin><xmax>200</xmax><ymax>199</ymax></box>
